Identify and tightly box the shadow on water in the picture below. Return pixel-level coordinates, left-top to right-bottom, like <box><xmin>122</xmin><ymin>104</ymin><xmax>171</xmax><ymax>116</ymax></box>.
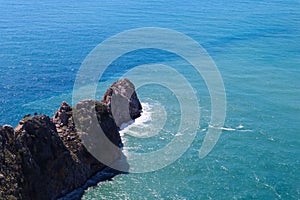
<box><xmin>58</xmin><ymin>152</ymin><xmax>129</xmax><ymax>200</ymax></box>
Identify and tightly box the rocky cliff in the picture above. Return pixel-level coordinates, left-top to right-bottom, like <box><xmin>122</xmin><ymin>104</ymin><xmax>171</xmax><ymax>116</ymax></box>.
<box><xmin>0</xmin><ymin>79</ymin><xmax>142</xmax><ymax>200</ymax></box>
<box><xmin>102</xmin><ymin>78</ymin><xmax>142</xmax><ymax>128</ymax></box>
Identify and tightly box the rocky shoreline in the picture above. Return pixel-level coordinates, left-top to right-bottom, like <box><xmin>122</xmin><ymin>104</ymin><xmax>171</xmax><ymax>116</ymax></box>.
<box><xmin>0</xmin><ymin>79</ymin><xmax>142</xmax><ymax>200</ymax></box>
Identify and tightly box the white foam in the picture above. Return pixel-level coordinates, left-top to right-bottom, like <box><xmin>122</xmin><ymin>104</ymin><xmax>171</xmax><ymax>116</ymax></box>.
<box><xmin>119</xmin><ymin>102</ymin><xmax>152</xmax><ymax>134</ymax></box>
<box><xmin>200</xmin><ymin>128</ymin><xmax>207</xmax><ymax>132</ymax></box>
<box><xmin>133</xmin><ymin>102</ymin><xmax>153</xmax><ymax>125</ymax></box>
<box><xmin>236</xmin><ymin>124</ymin><xmax>244</xmax><ymax>129</ymax></box>
<box><xmin>175</xmin><ymin>132</ymin><xmax>183</xmax><ymax>136</ymax></box>
<box><xmin>208</xmin><ymin>124</ymin><xmax>236</xmax><ymax>131</ymax></box>
<box><xmin>120</xmin><ymin>101</ymin><xmax>167</xmax><ymax>138</ymax></box>
<box><xmin>220</xmin><ymin>127</ymin><xmax>236</xmax><ymax>131</ymax></box>
<box><xmin>236</xmin><ymin>124</ymin><xmax>253</xmax><ymax>132</ymax></box>
<box><xmin>238</xmin><ymin>129</ymin><xmax>253</xmax><ymax>132</ymax></box>
<box><xmin>208</xmin><ymin>124</ymin><xmax>252</xmax><ymax>132</ymax></box>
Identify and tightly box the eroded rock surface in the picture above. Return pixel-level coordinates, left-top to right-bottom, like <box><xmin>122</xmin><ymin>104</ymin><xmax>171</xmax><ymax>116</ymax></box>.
<box><xmin>0</xmin><ymin>79</ymin><xmax>141</xmax><ymax>200</ymax></box>
<box><xmin>102</xmin><ymin>78</ymin><xmax>142</xmax><ymax>127</ymax></box>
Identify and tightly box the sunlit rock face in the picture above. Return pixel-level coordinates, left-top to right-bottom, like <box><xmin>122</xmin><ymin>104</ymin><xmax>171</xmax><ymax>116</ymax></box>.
<box><xmin>102</xmin><ymin>78</ymin><xmax>142</xmax><ymax>128</ymax></box>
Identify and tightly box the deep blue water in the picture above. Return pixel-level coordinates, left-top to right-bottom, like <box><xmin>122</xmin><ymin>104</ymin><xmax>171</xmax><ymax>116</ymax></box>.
<box><xmin>1</xmin><ymin>0</ymin><xmax>300</xmax><ymax>199</ymax></box>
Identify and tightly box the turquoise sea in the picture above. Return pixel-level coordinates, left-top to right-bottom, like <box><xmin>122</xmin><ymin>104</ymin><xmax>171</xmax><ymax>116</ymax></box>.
<box><xmin>1</xmin><ymin>0</ymin><xmax>300</xmax><ymax>199</ymax></box>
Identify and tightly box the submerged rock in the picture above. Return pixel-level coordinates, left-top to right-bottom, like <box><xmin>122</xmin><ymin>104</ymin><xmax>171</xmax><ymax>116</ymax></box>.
<box><xmin>0</xmin><ymin>79</ymin><xmax>141</xmax><ymax>200</ymax></box>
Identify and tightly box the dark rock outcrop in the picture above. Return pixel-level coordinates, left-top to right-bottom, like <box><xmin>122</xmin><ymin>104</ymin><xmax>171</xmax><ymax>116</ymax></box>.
<box><xmin>0</xmin><ymin>79</ymin><xmax>141</xmax><ymax>200</ymax></box>
<box><xmin>16</xmin><ymin>115</ymin><xmax>75</xmax><ymax>200</ymax></box>
<box><xmin>102</xmin><ymin>78</ymin><xmax>142</xmax><ymax>128</ymax></box>
<box><xmin>0</xmin><ymin>125</ymin><xmax>23</xmax><ymax>200</ymax></box>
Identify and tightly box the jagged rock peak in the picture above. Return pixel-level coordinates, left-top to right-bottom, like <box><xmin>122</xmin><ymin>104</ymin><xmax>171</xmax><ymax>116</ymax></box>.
<box><xmin>102</xmin><ymin>78</ymin><xmax>142</xmax><ymax>127</ymax></box>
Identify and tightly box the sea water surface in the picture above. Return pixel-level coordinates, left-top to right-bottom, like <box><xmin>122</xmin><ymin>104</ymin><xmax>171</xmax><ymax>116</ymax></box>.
<box><xmin>0</xmin><ymin>0</ymin><xmax>300</xmax><ymax>199</ymax></box>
